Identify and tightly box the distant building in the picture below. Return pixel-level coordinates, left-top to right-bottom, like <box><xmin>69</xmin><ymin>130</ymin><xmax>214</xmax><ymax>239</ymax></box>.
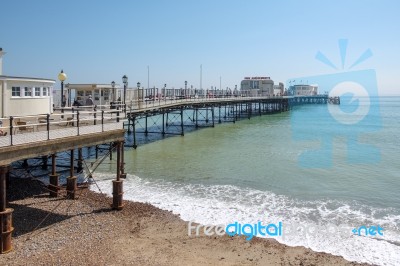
<box><xmin>0</xmin><ymin>48</ymin><xmax>55</xmax><ymax>117</ymax></box>
<box><xmin>64</xmin><ymin>84</ymin><xmax>120</xmax><ymax>107</ymax></box>
<box><xmin>240</xmin><ymin>77</ymin><xmax>280</xmax><ymax>96</ymax></box>
<box><xmin>273</xmin><ymin>82</ymin><xmax>284</xmax><ymax>96</ymax></box>
<box><xmin>288</xmin><ymin>84</ymin><xmax>318</xmax><ymax>96</ymax></box>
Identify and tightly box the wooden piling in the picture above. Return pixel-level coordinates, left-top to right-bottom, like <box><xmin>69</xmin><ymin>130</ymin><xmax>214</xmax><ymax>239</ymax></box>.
<box><xmin>112</xmin><ymin>142</ymin><xmax>124</xmax><ymax>210</ymax></box>
<box><xmin>0</xmin><ymin>166</ymin><xmax>13</xmax><ymax>254</ymax></box>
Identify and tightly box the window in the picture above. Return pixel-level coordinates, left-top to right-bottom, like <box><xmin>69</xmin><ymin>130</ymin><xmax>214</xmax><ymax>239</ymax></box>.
<box><xmin>34</xmin><ymin>87</ymin><xmax>41</xmax><ymax>96</ymax></box>
<box><xmin>12</xmin><ymin>87</ymin><xmax>21</xmax><ymax>96</ymax></box>
<box><xmin>24</xmin><ymin>87</ymin><xmax>32</xmax><ymax>97</ymax></box>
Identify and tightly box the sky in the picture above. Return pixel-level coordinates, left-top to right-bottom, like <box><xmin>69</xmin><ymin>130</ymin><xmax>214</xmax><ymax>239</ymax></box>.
<box><xmin>1</xmin><ymin>0</ymin><xmax>399</xmax><ymax>95</ymax></box>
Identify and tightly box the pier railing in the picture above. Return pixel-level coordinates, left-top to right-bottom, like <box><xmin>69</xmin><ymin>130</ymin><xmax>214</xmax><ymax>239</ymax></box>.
<box><xmin>0</xmin><ymin>108</ymin><xmax>124</xmax><ymax>147</ymax></box>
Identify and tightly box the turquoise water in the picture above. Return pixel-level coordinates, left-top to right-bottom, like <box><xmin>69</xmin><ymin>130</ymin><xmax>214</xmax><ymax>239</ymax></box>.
<box><xmin>93</xmin><ymin>96</ymin><xmax>400</xmax><ymax>265</ymax></box>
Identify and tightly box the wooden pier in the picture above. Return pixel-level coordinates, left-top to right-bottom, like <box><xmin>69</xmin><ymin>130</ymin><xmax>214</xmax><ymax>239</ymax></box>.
<box><xmin>0</xmin><ymin>94</ymin><xmax>330</xmax><ymax>253</ymax></box>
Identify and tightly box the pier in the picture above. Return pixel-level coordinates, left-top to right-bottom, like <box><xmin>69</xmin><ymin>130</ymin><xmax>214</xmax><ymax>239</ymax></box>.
<box><xmin>0</xmin><ymin>94</ymin><xmax>331</xmax><ymax>253</ymax></box>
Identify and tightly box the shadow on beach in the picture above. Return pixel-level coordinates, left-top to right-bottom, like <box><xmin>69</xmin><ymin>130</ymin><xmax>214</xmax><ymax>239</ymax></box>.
<box><xmin>6</xmin><ymin>177</ymin><xmax>113</xmax><ymax>238</ymax></box>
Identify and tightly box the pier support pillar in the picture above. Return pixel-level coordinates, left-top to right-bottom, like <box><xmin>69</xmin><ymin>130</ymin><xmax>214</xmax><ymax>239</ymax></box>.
<box><xmin>66</xmin><ymin>176</ymin><xmax>77</xmax><ymax>199</ymax></box>
<box><xmin>180</xmin><ymin>107</ymin><xmax>184</xmax><ymax>136</ymax></box>
<box><xmin>112</xmin><ymin>142</ymin><xmax>124</xmax><ymax>210</ymax></box>
<box><xmin>112</xmin><ymin>180</ymin><xmax>124</xmax><ymax>210</ymax></box>
<box><xmin>0</xmin><ymin>165</ymin><xmax>13</xmax><ymax>254</ymax></box>
<box><xmin>48</xmin><ymin>154</ymin><xmax>59</xmax><ymax>197</ymax></box>
<box><xmin>127</xmin><ymin>114</ymin><xmax>131</xmax><ymax>134</ymax></box>
<box><xmin>144</xmin><ymin>114</ymin><xmax>148</xmax><ymax>135</ymax></box>
<box><xmin>218</xmin><ymin>105</ymin><xmax>222</xmax><ymax>123</ymax></box>
<box><xmin>132</xmin><ymin>116</ymin><xmax>137</xmax><ymax>149</ymax></box>
<box><xmin>77</xmin><ymin>148</ymin><xmax>83</xmax><ymax>173</ymax></box>
<box><xmin>161</xmin><ymin>112</ymin><xmax>165</xmax><ymax>136</ymax></box>
<box><xmin>67</xmin><ymin>149</ymin><xmax>76</xmax><ymax>199</ymax></box>
<box><xmin>49</xmin><ymin>175</ymin><xmax>59</xmax><ymax>198</ymax></box>
<box><xmin>120</xmin><ymin>142</ymin><xmax>126</xmax><ymax>179</ymax></box>
<box><xmin>195</xmin><ymin>108</ymin><xmax>199</xmax><ymax>128</ymax></box>
<box><xmin>41</xmin><ymin>155</ymin><xmax>48</xmax><ymax>170</ymax></box>
<box><xmin>211</xmin><ymin>107</ymin><xmax>215</xmax><ymax>127</ymax></box>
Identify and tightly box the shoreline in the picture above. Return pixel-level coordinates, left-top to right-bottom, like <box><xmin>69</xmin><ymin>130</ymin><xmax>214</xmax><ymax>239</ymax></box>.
<box><xmin>0</xmin><ymin>177</ymin><xmax>370</xmax><ymax>266</ymax></box>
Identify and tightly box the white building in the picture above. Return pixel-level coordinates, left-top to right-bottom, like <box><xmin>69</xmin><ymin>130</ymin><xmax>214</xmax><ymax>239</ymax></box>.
<box><xmin>289</xmin><ymin>84</ymin><xmax>318</xmax><ymax>96</ymax></box>
<box><xmin>64</xmin><ymin>83</ymin><xmax>121</xmax><ymax>107</ymax></box>
<box><xmin>0</xmin><ymin>48</ymin><xmax>55</xmax><ymax>117</ymax></box>
<box><xmin>240</xmin><ymin>77</ymin><xmax>275</xmax><ymax>96</ymax></box>
<box><xmin>273</xmin><ymin>82</ymin><xmax>284</xmax><ymax>96</ymax></box>
<box><xmin>64</xmin><ymin>83</ymin><xmax>145</xmax><ymax>107</ymax></box>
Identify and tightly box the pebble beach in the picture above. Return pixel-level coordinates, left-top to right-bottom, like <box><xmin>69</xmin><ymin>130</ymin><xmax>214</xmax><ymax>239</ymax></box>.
<box><xmin>0</xmin><ymin>178</ymin><xmax>370</xmax><ymax>266</ymax></box>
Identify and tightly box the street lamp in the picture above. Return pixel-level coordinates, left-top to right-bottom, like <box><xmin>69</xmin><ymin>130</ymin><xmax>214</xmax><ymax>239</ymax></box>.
<box><xmin>164</xmin><ymin>84</ymin><xmax>167</xmax><ymax>103</ymax></box>
<box><xmin>137</xmin><ymin>82</ymin><xmax>141</xmax><ymax>102</ymax></box>
<box><xmin>122</xmin><ymin>75</ymin><xmax>128</xmax><ymax>106</ymax></box>
<box><xmin>111</xmin><ymin>81</ymin><xmax>116</xmax><ymax>102</ymax></box>
<box><xmin>58</xmin><ymin>70</ymin><xmax>67</xmax><ymax>107</ymax></box>
<box><xmin>184</xmin><ymin>81</ymin><xmax>187</xmax><ymax>98</ymax></box>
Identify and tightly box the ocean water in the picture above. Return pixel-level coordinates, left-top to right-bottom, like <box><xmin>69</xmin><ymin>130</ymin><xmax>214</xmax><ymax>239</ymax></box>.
<box><xmin>91</xmin><ymin>96</ymin><xmax>400</xmax><ymax>266</ymax></box>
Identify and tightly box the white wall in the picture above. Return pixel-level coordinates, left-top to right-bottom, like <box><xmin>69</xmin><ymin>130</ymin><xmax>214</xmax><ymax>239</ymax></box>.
<box><xmin>0</xmin><ymin>82</ymin><xmax>3</xmax><ymax>117</ymax></box>
<box><xmin>4</xmin><ymin>80</ymin><xmax>54</xmax><ymax>117</ymax></box>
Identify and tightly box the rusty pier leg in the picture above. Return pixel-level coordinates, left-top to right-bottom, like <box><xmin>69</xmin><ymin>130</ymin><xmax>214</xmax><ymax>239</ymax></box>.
<box><xmin>77</xmin><ymin>148</ymin><xmax>83</xmax><ymax>173</ymax></box>
<box><xmin>120</xmin><ymin>141</ymin><xmax>126</xmax><ymax>179</ymax></box>
<box><xmin>0</xmin><ymin>165</ymin><xmax>13</xmax><ymax>254</ymax></box>
<box><xmin>48</xmin><ymin>154</ymin><xmax>59</xmax><ymax>197</ymax></box>
<box><xmin>67</xmin><ymin>149</ymin><xmax>77</xmax><ymax>199</ymax></box>
<box><xmin>112</xmin><ymin>142</ymin><xmax>124</xmax><ymax>210</ymax></box>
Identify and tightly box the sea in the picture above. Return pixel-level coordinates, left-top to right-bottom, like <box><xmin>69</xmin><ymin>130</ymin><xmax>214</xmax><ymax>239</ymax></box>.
<box><xmin>90</xmin><ymin>96</ymin><xmax>400</xmax><ymax>266</ymax></box>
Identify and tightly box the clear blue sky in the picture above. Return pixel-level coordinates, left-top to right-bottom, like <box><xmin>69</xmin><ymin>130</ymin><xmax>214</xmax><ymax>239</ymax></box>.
<box><xmin>1</xmin><ymin>0</ymin><xmax>399</xmax><ymax>95</ymax></box>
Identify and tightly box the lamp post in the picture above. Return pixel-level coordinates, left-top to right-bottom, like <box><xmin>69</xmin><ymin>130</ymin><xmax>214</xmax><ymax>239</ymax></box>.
<box><xmin>184</xmin><ymin>81</ymin><xmax>187</xmax><ymax>98</ymax></box>
<box><xmin>122</xmin><ymin>75</ymin><xmax>128</xmax><ymax>108</ymax></box>
<box><xmin>163</xmin><ymin>84</ymin><xmax>166</xmax><ymax>103</ymax></box>
<box><xmin>58</xmin><ymin>70</ymin><xmax>67</xmax><ymax>107</ymax></box>
<box><xmin>137</xmin><ymin>82</ymin><xmax>141</xmax><ymax>103</ymax></box>
<box><xmin>111</xmin><ymin>81</ymin><xmax>116</xmax><ymax>102</ymax></box>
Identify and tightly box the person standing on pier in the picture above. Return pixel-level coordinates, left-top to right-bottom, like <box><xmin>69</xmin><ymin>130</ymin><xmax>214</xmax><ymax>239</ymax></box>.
<box><xmin>85</xmin><ymin>95</ymin><xmax>94</xmax><ymax>106</ymax></box>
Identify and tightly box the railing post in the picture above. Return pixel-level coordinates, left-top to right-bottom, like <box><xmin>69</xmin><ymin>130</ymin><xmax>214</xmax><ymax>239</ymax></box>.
<box><xmin>101</xmin><ymin>110</ymin><xmax>104</xmax><ymax>132</ymax></box>
<box><xmin>9</xmin><ymin>116</ymin><xmax>13</xmax><ymax>146</ymax></box>
<box><xmin>46</xmin><ymin>113</ymin><xmax>50</xmax><ymax>140</ymax></box>
<box><xmin>127</xmin><ymin>113</ymin><xmax>131</xmax><ymax>134</ymax></box>
<box><xmin>77</xmin><ymin>111</ymin><xmax>80</xmax><ymax>136</ymax></box>
<box><xmin>94</xmin><ymin>105</ymin><xmax>97</xmax><ymax>125</ymax></box>
<box><xmin>71</xmin><ymin>108</ymin><xmax>75</xmax><ymax>126</ymax></box>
